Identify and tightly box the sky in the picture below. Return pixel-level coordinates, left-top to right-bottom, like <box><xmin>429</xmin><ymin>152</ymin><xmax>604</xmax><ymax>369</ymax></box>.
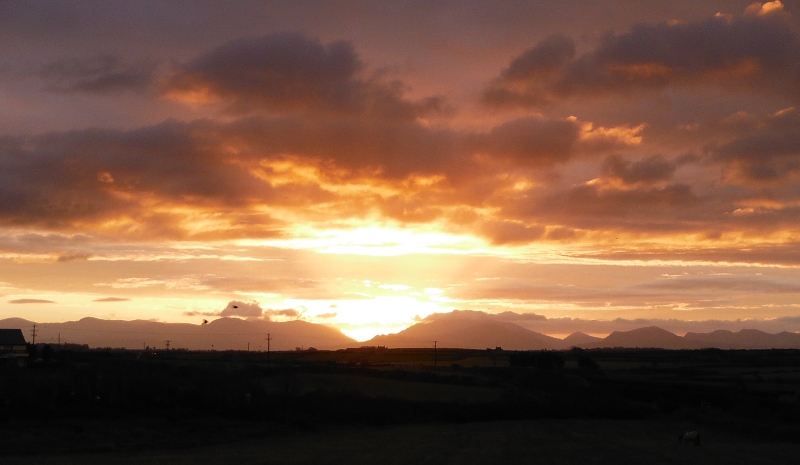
<box><xmin>2</xmin><ymin>0</ymin><xmax>800</xmax><ymax>341</ymax></box>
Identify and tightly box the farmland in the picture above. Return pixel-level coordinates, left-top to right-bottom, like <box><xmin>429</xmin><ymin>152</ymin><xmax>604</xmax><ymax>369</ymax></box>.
<box><xmin>2</xmin><ymin>346</ymin><xmax>800</xmax><ymax>463</ymax></box>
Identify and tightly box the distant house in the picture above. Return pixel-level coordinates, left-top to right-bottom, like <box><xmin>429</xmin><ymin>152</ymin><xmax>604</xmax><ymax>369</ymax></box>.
<box><xmin>0</xmin><ymin>329</ymin><xmax>27</xmax><ymax>365</ymax></box>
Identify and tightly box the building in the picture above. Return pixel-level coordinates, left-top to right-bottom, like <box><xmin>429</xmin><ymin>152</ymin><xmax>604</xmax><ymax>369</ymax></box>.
<box><xmin>0</xmin><ymin>329</ymin><xmax>27</xmax><ymax>365</ymax></box>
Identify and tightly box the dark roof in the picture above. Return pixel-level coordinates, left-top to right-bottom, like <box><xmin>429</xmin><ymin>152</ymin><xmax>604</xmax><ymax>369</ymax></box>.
<box><xmin>0</xmin><ymin>329</ymin><xmax>27</xmax><ymax>345</ymax></box>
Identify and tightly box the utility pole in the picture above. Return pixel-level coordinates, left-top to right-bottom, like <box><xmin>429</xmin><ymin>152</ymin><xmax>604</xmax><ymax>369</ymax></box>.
<box><xmin>266</xmin><ymin>333</ymin><xmax>272</xmax><ymax>367</ymax></box>
<box><xmin>165</xmin><ymin>340</ymin><xmax>170</xmax><ymax>351</ymax></box>
<box><xmin>58</xmin><ymin>333</ymin><xmax>61</xmax><ymax>348</ymax></box>
<box><xmin>31</xmin><ymin>324</ymin><xmax>37</xmax><ymax>345</ymax></box>
<box><xmin>434</xmin><ymin>340</ymin><xmax>437</xmax><ymax>369</ymax></box>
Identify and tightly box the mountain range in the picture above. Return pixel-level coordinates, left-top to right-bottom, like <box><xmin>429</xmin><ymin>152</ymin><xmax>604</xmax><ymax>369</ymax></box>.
<box><xmin>0</xmin><ymin>317</ymin><xmax>355</xmax><ymax>351</ymax></box>
<box><xmin>3</xmin><ymin>311</ymin><xmax>800</xmax><ymax>351</ymax></box>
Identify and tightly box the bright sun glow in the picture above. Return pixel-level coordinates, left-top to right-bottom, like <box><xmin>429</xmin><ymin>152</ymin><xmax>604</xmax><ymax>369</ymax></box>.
<box><xmin>286</xmin><ymin>296</ymin><xmax>451</xmax><ymax>341</ymax></box>
<box><xmin>247</xmin><ymin>226</ymin><xmax>493</xmax><ymax>256</ymax></box>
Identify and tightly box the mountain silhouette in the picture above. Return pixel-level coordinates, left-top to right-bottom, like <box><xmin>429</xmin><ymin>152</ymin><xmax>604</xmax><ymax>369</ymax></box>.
<box><xmin>0</xmin><ymin>317</ymin><xmax>355</xmax><ymax>351</ymax></box>
<box><xmin>683</xmin><ymin>329</ymin><xmax>800</xmax><ymax>349</ymax></box>
<box><xmin>4</xmin><ymin>312</ymin><xmax>800</xmax><ymax>350</ymax></box>
<box><xmin>587</xmin><ymin>326</ymin><xmax>704</xmax><ymax>350</ymax></box>
<box><xmin>560</xmin><ymin>331</ymin><xmax>601</xmax><ymax>348</ymax></box>
<box><xmin>367</xmin><ymin>311</ymin><xmax>562</xmax><ymax>349</ymax></box>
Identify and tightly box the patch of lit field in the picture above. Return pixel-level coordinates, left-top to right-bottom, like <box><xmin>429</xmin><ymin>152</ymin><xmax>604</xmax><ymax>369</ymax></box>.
<box><xmin>8</xmin><ymin>419</ymin><xmax>800</xmax><ymax>465</ymax></box>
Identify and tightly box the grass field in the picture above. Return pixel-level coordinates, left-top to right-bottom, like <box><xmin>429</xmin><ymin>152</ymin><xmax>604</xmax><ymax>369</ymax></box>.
<box><xmin>6</xmin><ymin>419</ymin><xmax>799</xmax><ymax>465</ymax></box>
<box><xmin>260</xmin><ymin>372</ymin><xmax>503</xmax><ymax>403</ymax></box>
<box><xmin>4</xmin><ymin>348</ymin><xmax>800</xmax><ymax>463</ymax></box>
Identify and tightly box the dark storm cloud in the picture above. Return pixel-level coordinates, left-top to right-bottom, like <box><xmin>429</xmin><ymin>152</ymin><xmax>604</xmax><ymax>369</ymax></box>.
<box><xmin>225</xmin><ymin>116</ymin><xmax>464</xmax><ymax>180</ymax></box>
<box><xmin>474</xmin><ymin>116</ymin><xmax>581</xmax><ymax>165</ymax></box>
<box><xmin>0</xmin><ymin>120</ymin><xmax>309</xmax><ymax>236</ymax></box>
<box><xmin>38</xmin><ymin>54</ymin><xmax>157</xmax><ymax>94</ymax></box>
<box><xmin>482</xmin><ymin>34</ymin><xmax>576</xmax><ymax>107</ymax></box>
<box><xmin>716</xmin><ymin>107</ymin><xmax>800</xmax><ymax>184</ymax></box>
<box><xmin>508</xmin><ymin>183</ymin><xmax>699</xmax><ymax>232</ymax></box>
<box><xmin>0</xmin><ymin>107</ymin><xmax>748</xmax><ymax>244</ymax></box>
<box><xmin>601</xmin><ymin>154</ymin><xmax>677</xmax><ymax>185</ymax></box>
<box><xmin>2</xmin><ymin>27</ymin><xmax>793</xmax><ymax>247</ymax></box>
<box><xmin>484</xmin><ymin>5</ymin><xmax>800</xmax><ymax>107</ymax></box>
<box><xmin>164</xmin><ymin>32</ymin><xmax>444</xmax><ymax>120</ymax></box>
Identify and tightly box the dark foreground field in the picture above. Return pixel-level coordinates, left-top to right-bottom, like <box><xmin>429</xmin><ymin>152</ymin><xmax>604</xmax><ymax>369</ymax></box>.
<box><xmin>6</xmin><ymin>419</ymin><xmax>800</xmax><ymax>465</ymax></box>
<box><xmin>2</xmin><ymin>346</ymin><xmax>800</xmax><ymax>463</ymax></box>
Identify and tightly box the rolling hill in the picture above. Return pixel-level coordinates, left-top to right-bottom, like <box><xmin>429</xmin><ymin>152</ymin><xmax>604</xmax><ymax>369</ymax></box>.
<box><xmin>0</xmin><ymin>317</ymin><xmax>355</xmax><ymax>351</ymax></box>
<box><xmin>367</xmin><ymin>312</ymin><xmax>563</xmax><ymax>350</ymax></box>
<box><xmin>4</xmin><ymin>311</ymin><xmax>800</xmax><ymax>351</ymax></box>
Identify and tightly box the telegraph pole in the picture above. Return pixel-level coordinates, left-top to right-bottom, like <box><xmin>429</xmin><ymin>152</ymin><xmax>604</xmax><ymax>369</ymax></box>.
<box><xmin>266</xmin><ymin>333</ymin><xmax>272</xmax><ymax>367</ymax></box>
<box><xmin>165</xmin><ymin>340</ymin><xmax>170</xmax><ymax>351</ymax></box>
<box><xmin>434</xmin><ymin>340</ymin><xmax>437</xmax><ymax>369</ymax></box>
<box><xmin>31</xmin><ymin>324</ymin><xmax>37</xmax><ymax>345</ymax></box>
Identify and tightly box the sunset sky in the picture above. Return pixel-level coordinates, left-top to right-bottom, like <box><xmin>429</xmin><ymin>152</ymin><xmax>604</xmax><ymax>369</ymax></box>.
<box><xmin>2</xmin><ymin>1</ymin><xmax>800</xmax><ymax>341</ymax></box>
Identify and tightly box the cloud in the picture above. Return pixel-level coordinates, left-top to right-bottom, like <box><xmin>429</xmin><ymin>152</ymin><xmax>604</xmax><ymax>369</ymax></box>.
<box><xmin>638</xmin><ymin>275</ymin><xmax>800</xmax><ymax>293</ymax></box>
<box><xmin>264</xmin><ymin>308</ymin><xmax>302</xmax><ymax>319</ymax></box>
<box><xmin>502</xmin><ymin>182</ymin><xmax>699</xmax><ymax>234</ymax></box>
<box><xmin>197</xmin><ymin>276</ymin><xmax>316</xmax><ymax>292</ymax></box>
<box><xmin>429</xmin><ymin>309</ymin><xmax>800</xmax><ymax>337</ymax></box>
<box><xmin>601</xmin><ymin>154</ymin><xmax>677</xmax><ymax>185</ymax></box>
<box><xmin>716</xmin><ymin>107</ymin><xmax>800</xmax><ymax>184</ymax></box>
<box><xmin>93</xmin><ymin>297</ymin><xmax>130</xmax><ymax>302</ymax></box>
<box><xmin>164</xmin><ymin>32</ymin><xmax>444</xmax><ymax>120</ymax></box>
<box><xmin>482</xmin><ymin>34</ymin><xmax>576</xmax><ymax>107</ymax></box>
<box><xmin>483</xmin><ymin>4</ymin><xmax>800</xmax><ymax>107</ymax></box>
<box><xmin>9</xmin><ymin>298</ymin><xmax>55</xmax><ymax>304</ymax></box>
<box><xmin>573</xmin><ymin>242</ymin><xmax>800</xmax><ymax>266</ymax></box>
<box><xmin>0</xmin><ymin>29</ymin><xmax>795</xmax><ymax>250</ymax></box>
<box><xmin>474</xmin><ymin>116</ymin><xmax>580</xmax><ymax>166</ymax></box>
<box><xmin>220</xmin><ymin>300</ymin><xmax>263</xmax><ymax>317</ymax></box>
<box><xmin>0</xmin><ymin>107</ymin><xmax>618</xmax><ymax>242</ymax></box>
<box><xmin>185</xmin><ymin>302</ymin><xmax>302</xmax><ymax>320</ymax></box>
<box><xmin>480</xmin><ymin>220</ymin><xmax>545</xmax><ymax>245</ymax></box>
<box><xmin>57</xmin><ymin>252</ymin><xmax>92</xmax><ymax>262</ymax></box>
<box><xmin>38</xmin><ymin>54</ymin><xmax>157</xmax><ymax>94</ymax></box>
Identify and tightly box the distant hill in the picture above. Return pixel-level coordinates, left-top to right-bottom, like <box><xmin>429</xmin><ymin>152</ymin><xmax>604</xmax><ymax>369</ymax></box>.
<box><xmin>683</xmin><ymin>329</ymin><xmax>800</xmax><ymax>349</ymax></box>
<box><xmin>560</xmin><ymin>332</ymin><xmax>601</xmax><ymax>348</ymax></box>
<box><xmin>585</xmin><ymin>326</ymin><xmax>704</xmax><ymax>350</ymax></box>
<box><xmin>0</xmin><ymin>317</ymin><xmax>355</xmax><ymax>351</ymax></box>
<box><xmin>4</xmin><ymin>311</ymin><xmax>800</xmax><ymax>351</ymax></box>
<box><xmin>367</xmin><ymin>311</ymin><xmax>562</xmax><ymax>350</ymax></box>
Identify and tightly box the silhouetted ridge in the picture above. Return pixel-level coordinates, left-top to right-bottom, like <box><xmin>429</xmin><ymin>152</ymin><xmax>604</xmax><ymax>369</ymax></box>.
<box><xmin>0</xmin><ymin>317</ymin><xmax>355</xmax><ymax>350</ymax></box>
<box><xmin>368</xmin><ymin>312</ymin><xmax>561</xmax><ymax>349</ymax></box>
<box><xmin>590</xmin><ymin>326</ymin><xmax>702</xmax><ymax>349</ymax></box>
